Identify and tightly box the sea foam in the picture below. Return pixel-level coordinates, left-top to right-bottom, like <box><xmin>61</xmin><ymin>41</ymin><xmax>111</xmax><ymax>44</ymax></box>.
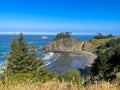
<box><xmin>43</xmin><ymin>52</ymin><xmax>60</xmax><ymax>66</ymax></box>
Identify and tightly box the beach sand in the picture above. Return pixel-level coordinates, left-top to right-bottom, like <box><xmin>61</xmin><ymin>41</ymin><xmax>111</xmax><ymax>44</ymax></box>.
<box><xmin>49</xmin><ymin>51</ymin><xmax>97</xmax><ymax>75</ymax></box>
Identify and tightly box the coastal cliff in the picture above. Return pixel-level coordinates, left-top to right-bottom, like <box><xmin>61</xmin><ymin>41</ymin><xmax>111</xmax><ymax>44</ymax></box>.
<box><xmin>43</xmin><ymin>32</ymin><xmax>114</xmax><ymax>53</ymax></box>
<box><xmin>43</xmin><ymin>38</ymin><xmax>84</xmax><ymax>52</ymax></box>
<box><xmin>43</xmin><ymin>37</ymin><xmax>113</xmax><ymax>53</ymax></box>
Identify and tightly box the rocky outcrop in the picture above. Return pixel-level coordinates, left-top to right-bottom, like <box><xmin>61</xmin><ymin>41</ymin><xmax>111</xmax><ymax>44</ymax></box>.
<box><xmin>43</xmin><ymin>37</ymin><xmax>113</xmax><ymax>53</ymax></box>
<box><xmin>43</xmin><ymin>38</ymin><xmax>84</xmax><ymax>52</ymax></box>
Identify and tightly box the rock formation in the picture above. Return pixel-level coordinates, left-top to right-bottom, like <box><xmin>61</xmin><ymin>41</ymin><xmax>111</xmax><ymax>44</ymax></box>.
<box><xmin>43</xmin><ymin>37</ymin><xmax>113</xmax><ymax>53</ymax></box>
<box><xmin>43</xmin><ymin>38</ymin><xmax>84</xmax><ymax>52</ymax></box>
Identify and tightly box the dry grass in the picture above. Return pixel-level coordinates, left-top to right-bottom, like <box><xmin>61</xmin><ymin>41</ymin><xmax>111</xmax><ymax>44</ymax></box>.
<box><xmin>0</xmin><ymin>80</ymin><xmax>120</xmax><ymax>90</ymax></box>
<box><xmin>0</xmin><ymin>81</ymin><xmax>78</xmax><ymax>90</ymax></box>
<box><xmin>85</xmin><ymin>81</ymin><xmax>120</xmax><ymax>90</ymax></box>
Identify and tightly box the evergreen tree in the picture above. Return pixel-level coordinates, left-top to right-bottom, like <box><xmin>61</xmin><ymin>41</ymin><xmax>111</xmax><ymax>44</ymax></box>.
<box><xmin>54</xmin><ymin>32</ymin><xmax>71</xmax><ymax>40</ymax></box>
<box><xmin>5</xmin><ymin>33</ymin><xmax>47</xmax><ymax>78</ymax></box>
<box><xmin>94</xmin><ymin>33</ymin><xmax>114</xmax><ymax>39</ymax></box>
<box><xmin>91</xmin><ymin>53</ymin><xmax>111</xmax><ymax>80</ymax></box>
<box><xmin>5</xmin><ymin>34</ymin><xmax>19</xmax><ymax>76</ymax></box>
<box><xmin>91</xmin><ymin>46</ymin><xmax>120</xmax><ymax>81</ymax></box>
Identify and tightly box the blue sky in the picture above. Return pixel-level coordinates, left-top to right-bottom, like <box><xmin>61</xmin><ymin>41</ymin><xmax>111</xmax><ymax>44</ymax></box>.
<box><xmin>0</xmin><ymin>0</ymin><xmax>120</xmax><ymax>35</ymax></box>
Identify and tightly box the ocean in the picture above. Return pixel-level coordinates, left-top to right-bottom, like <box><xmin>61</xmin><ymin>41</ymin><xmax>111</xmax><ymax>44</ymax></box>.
<box><xmin>0</xmin><ymin>34</ymin><xmax>94</xmax><ymax>73</ymax></box>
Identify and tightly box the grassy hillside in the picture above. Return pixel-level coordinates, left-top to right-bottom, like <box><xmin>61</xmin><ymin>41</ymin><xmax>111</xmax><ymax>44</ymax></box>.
<box><xmin>84</xmin><ymin>38</ymin><xmax>115</xmax><ymax>52</ymax></box>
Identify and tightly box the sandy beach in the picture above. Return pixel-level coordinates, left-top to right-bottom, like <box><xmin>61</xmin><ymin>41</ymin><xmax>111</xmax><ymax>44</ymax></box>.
<box><xmin>68</xmin><ymin>51</ymin><xmax>97</xmax><ymax>75</ymax></box>
<box><xmin>48</xmin><ymin>51</ymin><xmax>97</xmax><ymax>75</ymax></box>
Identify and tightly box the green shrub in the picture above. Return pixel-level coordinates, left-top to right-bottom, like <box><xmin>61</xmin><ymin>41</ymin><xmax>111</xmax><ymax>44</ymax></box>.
<box><xmin>40</xmin><ymin>72</ymin><xmax>58</xmax><ymax>82</ymax></box>
<box><xmin>116</xmin><ymin>72</ymin><xmax>120</xmax><ymax>80</ymax></box>
<box><xmin>5</xmin><ymin>73</ymin><xmax>39</xmax><ymax>85</ymax></box>
<box><xmin>59</xmin><ymin>70</ymin><xmax>82</xmax><ymax>86</ymax></box>
<box><xmin>0</xmin><ymin>73</ymin><xmax>4</xmax><ymax>80</ymax></box>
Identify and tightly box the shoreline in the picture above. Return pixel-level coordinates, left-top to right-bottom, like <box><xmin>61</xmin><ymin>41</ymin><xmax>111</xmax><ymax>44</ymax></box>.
<box><xmin>47</xmin><ymin>50</ymin><xmax>97</xmax><ymax>74</ymax></box>
<box><xmin>66</xmin><ymin>51</ymin><xmax>97</xmax><ymax>74</ymax></box>
<box><xmin>53</xmin><ymin>51</ymin><xmax>97</xmax><ymax>67</ymax></box>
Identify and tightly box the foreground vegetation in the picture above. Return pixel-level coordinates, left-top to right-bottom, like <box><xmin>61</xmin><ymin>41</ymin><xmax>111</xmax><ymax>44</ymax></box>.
<box><xmin>0</xmin><ymin>80</ymin><xmax>120</xmax><ymax>90</ymax></box>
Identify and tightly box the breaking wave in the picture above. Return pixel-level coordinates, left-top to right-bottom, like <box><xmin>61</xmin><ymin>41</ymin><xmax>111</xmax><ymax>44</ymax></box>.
<box><xmin>43</xmin><ymin>52</ymin><xmax>60</xmax><ymax>66</ymax></box>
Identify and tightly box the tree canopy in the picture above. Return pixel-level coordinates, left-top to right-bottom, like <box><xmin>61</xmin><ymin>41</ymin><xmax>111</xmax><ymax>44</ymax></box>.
<box><xmin>91</xmin><ymin>41</ymin><xmax>120</xmax><ymax>81</ymax></box>
<box><xmin>5</xmin><ymin>33</ymin><xmax>47</xmax><ymax>78</ymax></box>
<box><xmin>54</xmin><ymin>32</ymin><xmax>71</xmax><ymax>40</ymax></box>
<box><xmin>94</xmin><ymin>33</ymin><xmax>114</xmax><ymax>39</ymax></box>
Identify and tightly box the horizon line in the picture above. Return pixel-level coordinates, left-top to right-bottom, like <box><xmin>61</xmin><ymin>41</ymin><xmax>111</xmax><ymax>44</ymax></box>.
<box><xmin>0</xmin><ymin>32</ymin><xmax>97</xmax><ymax>35</ymax></box>
<box><xmin>0</xmin><ymin>32</ymin><xmax>119</xmax><ymax>35</ymax></box>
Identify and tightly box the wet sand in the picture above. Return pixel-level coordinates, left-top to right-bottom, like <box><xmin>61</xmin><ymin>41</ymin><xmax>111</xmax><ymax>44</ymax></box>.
<box><xmin>49</xmin><ymin>51</ymin><xmax>97</xmax><ymax>74</ymax></box>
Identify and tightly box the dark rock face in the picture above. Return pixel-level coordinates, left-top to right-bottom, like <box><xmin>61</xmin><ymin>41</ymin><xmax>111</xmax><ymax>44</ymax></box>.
<box><xmin>43</xmin><ymin>38</ymin><xmax>85</xmax><ymax>52</ymax></box>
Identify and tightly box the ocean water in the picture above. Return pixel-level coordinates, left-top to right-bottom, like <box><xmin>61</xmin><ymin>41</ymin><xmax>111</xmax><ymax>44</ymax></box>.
<box><xmin>0</xmin><ymin>34</ymin><xmax>94</xmax><ymax>72</ymax></box>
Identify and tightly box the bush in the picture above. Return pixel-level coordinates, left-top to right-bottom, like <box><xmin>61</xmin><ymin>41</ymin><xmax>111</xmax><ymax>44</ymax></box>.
<box><xmin>0</xmin><ymin>73</ymin><xmax>4</xmax><ymax>80</ymax></box>
<box><xmin>40</xmin><ymin>72</ymin><xmax>58</xmax><ymax>82</ymax></box>
<box><xmin>5</xmin><ymin>73</ymin><xmax>39</xmax><ymax>85</ymax></box>
<box><xmin>59</xmin><ymin>70</ymin><xmax>82</xmax><ymax>86</ymax></box>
